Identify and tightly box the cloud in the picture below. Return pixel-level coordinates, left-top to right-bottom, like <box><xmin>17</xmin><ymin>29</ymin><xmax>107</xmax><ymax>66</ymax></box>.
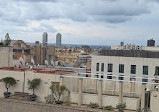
<box><xmin>0</xmin><ymin>0</ymin><xmax>152</xmax><ymax>25</ymax></box>
<box><xmin>14</xmin><ymin>0</ymin><xmax>57</xmax><ymax>2</ymax></box>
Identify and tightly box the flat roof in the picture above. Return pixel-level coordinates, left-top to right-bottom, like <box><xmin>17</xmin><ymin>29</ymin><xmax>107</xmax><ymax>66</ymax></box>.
<box><xmin>99</xmin><ymin>49</ymin><xmax>159</xmax><ymax>58</ymax></box>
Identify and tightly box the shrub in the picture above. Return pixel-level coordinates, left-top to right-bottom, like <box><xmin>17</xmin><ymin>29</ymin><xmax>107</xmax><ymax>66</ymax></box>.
<box><xmin>88</xmin><ymin>102</ymin><xmax>99</xmax><ymax>108</ymax></box>
<box><xmin>45</xmin><ymin>95</ymin><xmax>55</xmax><ymax>104</ymax></box>
<box><xmin>116</xmin><ymin>103</ymin><xmax>126</xmax><ymax>112</ymax></box>
<box><xmin>104</xmin><ymin>105</ymin><xmax>113</xmax><ymax>110</ymax></box>
<box><xmin>49</xmin><ymin>84</ymin><xmax>70</xmax><ymax>103</ymax></box>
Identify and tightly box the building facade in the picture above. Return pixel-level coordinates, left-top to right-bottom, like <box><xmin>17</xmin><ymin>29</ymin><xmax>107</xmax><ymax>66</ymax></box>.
<box><xmin>42</xmin><ymin>32</ymin><xmax>48</xmax><ymax>47</ymax></box>
<box><xmin>1</xmin><ymin>40</ymin><xmax>55</xmax><ymax>67</ymax></box>
<box><xmin>91</xmin><ymin>50</ymin><xmax>159</xmax><ymax>82</ymax></box>
<box><xmin>56</xmin><ymin>33</ymin><xmax>61</xmax><ymax>48</ymax></box>
<box><xmin>0</xmin><ymin>47</ymin><xmax>13</xmax><ymax>67</ymax></box>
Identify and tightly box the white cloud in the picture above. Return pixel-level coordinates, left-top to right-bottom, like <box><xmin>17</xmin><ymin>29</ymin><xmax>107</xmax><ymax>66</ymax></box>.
<box><xmin>0</xmin><ymin>0</ymin><xmax>159</xmax><ymax>45</ymax></box>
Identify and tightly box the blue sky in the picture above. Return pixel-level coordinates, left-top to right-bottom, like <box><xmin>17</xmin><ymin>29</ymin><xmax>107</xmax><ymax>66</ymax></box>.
<box><xmin>1</xmin><ymin>0</ymin><xmax>159</xmax><ymax>46</ymax></box>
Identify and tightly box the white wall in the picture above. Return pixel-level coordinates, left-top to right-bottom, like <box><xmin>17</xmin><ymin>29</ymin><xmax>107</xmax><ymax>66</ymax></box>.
<box><xmin>150</xmin><ymin>91</ymin><xmax>159</xmax><ymax>112</ymax></box>
<box><xmin>0</xmin><ymin>70</ymin><xmax>60</xmax><ymax>101</ymax></box>
<box><xmin>0</xmin><ymin>70</ymin><xmax>140</xmax><ymax>110</ymax></box>
<box><xmin>0</xmin><ymin>47</ymin><xmax>13</xmax><ymax>67</ymax></box>
<box><xmin>71</xmin><ymin>92</ymin><xmax>139</xmax><ymax>110</ymax></box>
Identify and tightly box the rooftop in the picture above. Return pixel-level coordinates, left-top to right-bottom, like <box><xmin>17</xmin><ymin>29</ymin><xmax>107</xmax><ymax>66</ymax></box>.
<box><xmin>0</xmin><ymin>67</ymin><xmax>75</xmax><ymax>75</ymax></box>
<box><xmin>99</xmin><ymin>49</ymin><xmax>159</xmax><ymax>58</ymax></box>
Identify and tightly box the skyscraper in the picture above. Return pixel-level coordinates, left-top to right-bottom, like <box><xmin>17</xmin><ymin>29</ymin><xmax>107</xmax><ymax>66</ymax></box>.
<box><xmin>56</xmin><ymin>33</ymin><xmax>61</xmax><ymax>48</ymax></box>
<box><xmin>42</xmin><ymin>32</ymin><xmax>48</xmax><ymax>47</ymax></box>
<box><xmin>147</xmin><ymin>39</ymin><xmax>155</xmax><ymax>47</ymax></box>
<box><xmin>42</xmin><ymin>32</ymin><xmax>48</xmax><ymax>60</ymax></box>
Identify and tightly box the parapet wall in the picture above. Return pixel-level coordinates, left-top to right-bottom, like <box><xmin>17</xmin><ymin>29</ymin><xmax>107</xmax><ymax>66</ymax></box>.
<box><xmin>0</xmin><ymin>70</ymin><xmax>140</xmax><ymax>110</ymax></box>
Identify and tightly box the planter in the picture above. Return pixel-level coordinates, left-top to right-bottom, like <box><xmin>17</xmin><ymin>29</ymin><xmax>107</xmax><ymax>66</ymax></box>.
<box><xmin>88</xmin><ymin>102</ymin><xmax>99</xmax><ymax>108</ymax></box>
<box><xmin>90</xmin><ymin>105</ymin><xmax>98</xmax><ymax>108</ymax></box>
<box><xmin>113</xmin><ymin>109</ymin><xmax>119</xmax><ymax>112</ymax></box>
<box><xmin>55</xmin><ymin>101</ymin><xmax>63</xmax><ymax>104</ymax></box>
<box><xmin>4</xmin><ymin>92</ymin><xmax>11</xmax><ymax>98</ymax></box>
<box><xmin>29</xmin><ymin>94</ymin><xmax>37</xmax><ymax>101</ymax></box>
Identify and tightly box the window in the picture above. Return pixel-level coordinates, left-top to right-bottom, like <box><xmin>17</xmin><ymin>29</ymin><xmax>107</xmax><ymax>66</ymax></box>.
<box><xmin>108</xmin><ymin>64</ymin><xmax>113</xmax><ymax>72</ymax></box>
<box><xmin>95</xmin><ymin>73</ymin><xmax>99</xmax><ymax>78</ymax></box>
<box><xmin>119</xmin><ymin>64</ymin><xmax>124</xmax><ymax>73</ymax></box>
<box><xmin>155</xmin><ymin>66</ymin><xmax>159</xmax><ymax>75</ymax></box>
<box><xmin>131</xmin><ymin>65</ymin><xmax>136</xmax><ymax>74</ymax></box>
<box><xmin>101</xmin><ymin>63</ymin><xmax>104</xmax><ymax>72</ymax></box>
<box><xmin>142</xmin><ymin>78</ymin><xmax>148</xmax><ymax>83</ymax></box>
<box><xmin>107</xmin><ymin>74</ymin><xmax>112</xmax><ymax>79</ymax></box>
<box><xmin>119</xmin><ymin>75</ymin><xmax>124</xmax><ymax>80</ymax></box>
<box><xmin>143</xmin><ymin>66</ymin><xmax>148</xmax><ymax>75</ymax></box>
<box><xmin>96</xmin><ymin>63</ymin><xmax>99</xmax><ymax>71</ymax></box>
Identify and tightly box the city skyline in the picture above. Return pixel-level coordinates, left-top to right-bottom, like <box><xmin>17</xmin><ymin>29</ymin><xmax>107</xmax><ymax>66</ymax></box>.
<box><xmin>1</xmin><ymin>0</ymin><xmax>159</xmax><ymax>46</ymax></box>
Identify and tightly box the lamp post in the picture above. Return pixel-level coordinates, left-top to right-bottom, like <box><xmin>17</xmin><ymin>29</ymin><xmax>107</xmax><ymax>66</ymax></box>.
<box><xmin>23</xmin><ymin>69</ymin><xmax>25</xmax><ymax>93</ymax></box>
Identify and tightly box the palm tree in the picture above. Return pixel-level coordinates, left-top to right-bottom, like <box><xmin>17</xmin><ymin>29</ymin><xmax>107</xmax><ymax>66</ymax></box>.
<box><xmin>0</xmin><ymin>77</ymin><xmax>17</xmax><ymax>98</ymax></box>
<box><xmin>0</xmin><ymin>77</ymin><xmax>17</xmax><ymax>92</ymax></box>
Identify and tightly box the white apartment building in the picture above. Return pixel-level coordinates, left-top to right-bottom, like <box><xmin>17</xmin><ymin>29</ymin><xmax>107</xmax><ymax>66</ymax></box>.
<box><xmin>111</xmin><ymin>43</ymin><xmax>159</xmax><ymax>51</ymax></box>
<box><xmin>91</xmin><ymin>49</ymin><xmax>159</xmax><ymax>83</ymax></box>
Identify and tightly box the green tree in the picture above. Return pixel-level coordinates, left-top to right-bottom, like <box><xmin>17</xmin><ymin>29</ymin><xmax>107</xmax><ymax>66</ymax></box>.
<box><xmin>0</xmin><ymin>77</ymin><xmax>17</xmax><ymax>92</ymax></box>
<box><xmin>50</xmin><ymin>84</ymin><xmax>70</xmax><ymax>102</ymax></box>
<box><xmin>4</xmin><ymin>33</ymin><xmax>11</xmax><ymax>46</ymax></box>
<box><xmin>27</xmin><ymin>78</ymin><xmax>41</xmax><ymax>95</ymax></box>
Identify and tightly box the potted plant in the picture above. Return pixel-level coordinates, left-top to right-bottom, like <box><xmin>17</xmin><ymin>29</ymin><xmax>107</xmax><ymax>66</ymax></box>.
<box><xmin>0</xmin><ymin>77</ymin><xmax>17</xmax><ymax>98</ymax></box>
<box><xmin>49</xmin><ymin>84</ymin><xmax>70</xmax><ymax>104</ymax></box>
<box><xmin>27</xmin><ymin>78</ymin><xmax>41</xmax><ymax>101</ymax></box>
<box><xmin>116</xmin><ymin>103</ymin><xmax>126</xmax><ymax>112</ymax></box>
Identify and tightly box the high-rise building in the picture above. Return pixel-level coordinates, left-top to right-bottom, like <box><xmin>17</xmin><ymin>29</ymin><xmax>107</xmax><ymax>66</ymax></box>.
<box><xmin>120</xmin><ymin>42</ymin><xmax>124</xmax><ymax>46</ymax></box>
<box><xmin>147</xmin><ymin>39</ymin><xmax>155</xmax><ymax>47</ymax></box>
<box><xmin>56</xmin><ymin>33</ymin><xmax>61</xmax><ymax>48</ymax></box>
<box><xmin>42</xmin><ymin>32</ymin><xmax>48</xmax><ymax>47</ymax></box>
<box><xmin>42</xmin><ymin>32</ymin><xmax>48</xmax><ymax>60</ymax></box>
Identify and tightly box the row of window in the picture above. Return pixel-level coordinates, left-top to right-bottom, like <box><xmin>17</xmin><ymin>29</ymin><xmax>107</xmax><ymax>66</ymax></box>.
<box><xmin>95</xmin><ymin>74</ymin><xmax>149</xmax><ymax>82</ymax></box>
<box><xmin>96</xmin><ymin>63</ymin><xmax>159</xmax><ymax>75</ymax></box>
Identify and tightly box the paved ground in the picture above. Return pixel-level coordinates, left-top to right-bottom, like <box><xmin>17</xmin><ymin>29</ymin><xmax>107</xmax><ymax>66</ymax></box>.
<box><xmin>0</xmin><ymin>98</ymin><xmax>136</xmax><ymax>112</ymax></box>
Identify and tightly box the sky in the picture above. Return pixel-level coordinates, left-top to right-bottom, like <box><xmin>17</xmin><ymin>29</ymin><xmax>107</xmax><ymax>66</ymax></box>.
<box><xmin>1</xmin><ymin>0</ymin><xmax>159</xmax><ymax>46</ymax></box>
